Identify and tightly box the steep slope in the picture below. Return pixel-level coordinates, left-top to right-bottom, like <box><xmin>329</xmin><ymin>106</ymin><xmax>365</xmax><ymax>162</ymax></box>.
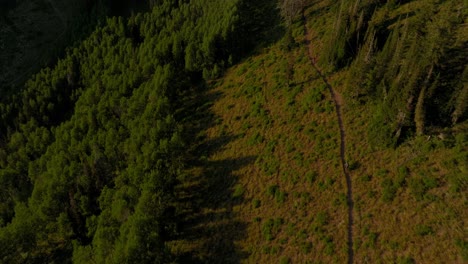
<box><xmin>0</xmin><ymin>0</ymin><xmax>466</xmax><ymax>263</ymax></box>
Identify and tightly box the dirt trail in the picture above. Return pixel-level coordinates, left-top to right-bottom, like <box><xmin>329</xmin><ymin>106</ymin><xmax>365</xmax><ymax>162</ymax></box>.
<box><xmin>302</xmin><ymin>11</ymin><xmax>355</xmax><ymax>264</ymax></box>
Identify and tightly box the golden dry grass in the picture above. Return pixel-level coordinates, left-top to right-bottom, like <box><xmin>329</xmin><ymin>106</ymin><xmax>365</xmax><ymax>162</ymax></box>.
<box><xmin>171</xmin><ymin>1</ymin><xmax>468</xmax><ymax>263</ymax></box>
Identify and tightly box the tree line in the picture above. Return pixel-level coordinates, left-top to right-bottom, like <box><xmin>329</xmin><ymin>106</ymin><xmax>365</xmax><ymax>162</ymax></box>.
<box><xmin>0</xmin><ymin>0</ymin><xmax>271</xmax><ymax>262</ymax></box>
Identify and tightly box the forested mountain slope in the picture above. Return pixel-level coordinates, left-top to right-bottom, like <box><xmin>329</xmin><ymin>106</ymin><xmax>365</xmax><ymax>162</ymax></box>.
<box><xmin>0</xmin><ymin>0</ymin><xmax>270</xmax><ymax>262</ymax></box>
<box><xmin>0</xmin><ymin>0</ymin><xmax>466</xmax><ymax>263</ymax></box>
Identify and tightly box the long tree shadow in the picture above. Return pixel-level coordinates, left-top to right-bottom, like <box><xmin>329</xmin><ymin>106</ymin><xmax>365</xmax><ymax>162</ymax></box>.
<box><xmin>169</xmin><ymin>0</ymin><xmax>284</xmax><ymax>261</ymax></box>
<box><xmin>171</xmin><ymin>85</ymin><xmax>255</xmax><ymax>263</ymax></box>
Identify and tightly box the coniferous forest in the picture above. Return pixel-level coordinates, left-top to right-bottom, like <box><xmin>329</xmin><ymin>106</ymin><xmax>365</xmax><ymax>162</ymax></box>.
<box><xmin>0</xmin><ymin>0</ymin><xmax>467</xmax><ymax>263</ymax></box>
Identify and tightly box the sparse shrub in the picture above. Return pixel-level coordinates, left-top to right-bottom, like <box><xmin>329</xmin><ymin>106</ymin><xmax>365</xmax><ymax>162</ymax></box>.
<box><xmin>381</xmin><ymin>178</ymin><xmax>397</xmax><ymax>203</ymax></box>
<box><xmin>409</xmin><ymin>174</ymin><xmax>438</xmax><ymax>201</ymax></box>
<box><xmin>262</xmin><ymin>246</ymin><xmax>271</xmax><ymax>254</ymax></box>
<box><xmin>294</xmin><ymin>229</ymin><xmax>306</xmax><ymax>241</ymax></box>
<box><xmin>300</xmin><ymin>241</ymin><xmax>313</xmax><ymax>253</ymax></box>
<box><xmin>260</xmin><ymin>155</ymin><xmax>280</xmax><ymax>177</ymax></box>
<box><xmin>367</xmin><ymin>190</ymin><xmax>377</xmax><ymax>198</ymax></box>
<box><xmin>313</xmin><ymin>103</ymin><xmax>324</xmax><ymax>113</ymax></box>
<box><xmin>448</xmin><ymin>172</ymin><xmax>466</xmax><ymax>193</ymax></box>
<box><xmin>241</xmin><ymin>122</ymin><xmax>252</xmax><ymax>132</ymax></box>
<box><xmin>262</xmin><ymin>218</ymin><xmax>284</xmax><ymax>241</ymax></box>
<box><xmin>285</xmin><ymin>139</ymin><xmax>295</xmax><ymax>153</ymax></box>
<box><xmin>302</xmin><ymin>87</ymin><xmax>324</xmax><ymax>109</ymax></box>
<box><xmin>318</xmin><ymin>180</ymin><xmax>327</xmax><ymax>191</ymax></box>
<box><xmin>270</xmin><ymin>245</ymin><xmax>280</xmax><ymax>254</ymax></box>
<box><xmin>395</xmin><ymin>166</ymin><xmax>408</xmax><ymax>187</ymax></box>
<box><xmin>324</xmin><ymin>101</ymin><xmax>334</xmax><ymax>113</ymax></box>
<box><xmin>267</xmin><ymin>184</ymin><xmax>279</xmax><ymax>197</ymax></box>
<box><xmin>323</xmin><ymin>236</ymin><xmax>335</xmax><ymax>255</ymax></box>
<box><xmin>408</xmin><ymin>177</ymin><xmax>425</xmax><ymax>201</ymax></box>
<box><xmin>422</xmin><ymin>174</ymin><xmax>438</xmax><ymax>189</ymax></box>
<box><xmin>367</xmin><ymin>232</ymin><xmax>378</xmax><ymax>248</ymax></box>
<box><xmin>360</xmin><ymin>174</ymin><xmax>372</xmax><ymax>182</ymax></box>
<box><xmin>244</xmin><ymin>85</ymin><xmax>261</xmax><ymax>97</ymax></box>
<box><xmin>347</xmin><ymin>159</ymin><xmax>360</xmax><ymax>170</ymax></box>
<box><xmin>300</xmin><ymin>192</ymin><xmax>312</xmax><ymax>204</ymax></box>
<box><xmin>281</xmin><ymin>171</ymin><xmax>290</xmax><ymax>183</ymax></box>
<box><xmin>396</xmin><ymin>256</ymin><xmax>415</xmax><ymax>264</ymax></box>
<box><xmin>315</xmin><ymin>211</ymin><xmax>329</xmax><ymax>226</ymax></box>
<box><xmin>455</xmin><ymin>239</ymin><xmax>468</xmax><ymax>261</ymax></box>
<box><xmin>305</xmin><ymin>171</ymin><xmax>318</xmax><ymax>184</ymax></box>
<box><xmin>232</xmin><ymin>184</ymin><xmax>245</xmax><ymax>198</ymax></box>
<box><xmin>252</xmin><ymin>199</ymin><xmax>261</xmax><ymax>208</ymax></box>
<box><xmin>289</xmin><ymin>172</ymin><xmax>299</xmax><ymax>185</ymax></box>
<box><xmin>248</xmin><ymin>131</ymin><xmax>264</xmax><ymax>146</ymax></box>
<box><xmin>325</xmin><ymin>177</ymin><xmax>335</xmax><ymax>187</ymax></box>
<box><xmin>279</xmin><ymin>256</ymin><xmax>290</xmax><ymax>264</ymax></box>
<box><xmin>236</xmin><ymin>64</ymin><xmax>248</xmax><ymax>76</ymax></box>
<box><xmin>293</xmin><ymin>152</ymin><xmax>304</xmax><ymax>166</ymax></box>
<box><xmin>376</xmin><ymin>169</ymin><xmax>389</xmax><ymax>177</ymax></box>
<box><xmin>293</xmin><ymin>124</ymin><xmax>304</xmax><ymax>133</ymax></box>
<box><xmin>286</xmin><ymin>223</ymin><xmax>295</xmax><ymax>236</ymax></box>
<box><xmin>414</xmin><ymin>224</ymin><xmax>433</xmax><ymax>236</ymax></box>
<box><xmin>275</xmin><ymin>190</ymin><xmax>287</xmax><ymax>204</ymax></box>
<box><xmin>333</xmin><ymin>193</ymin><xmax>347</xmax><ymax>207</ymax></box>
<box><xmin>266</xmin><ymin>140</ymin><xmax>278</xmax><ymax>153</ymax></box>
<box><xmin>262</xmin><ymin>219</ymin><xmax>275</xmax><ymax>241</ymax></box>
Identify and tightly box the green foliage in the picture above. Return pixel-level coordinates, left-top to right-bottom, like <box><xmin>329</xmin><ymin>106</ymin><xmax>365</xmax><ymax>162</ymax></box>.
<box><xmin>252</xmin><ymin>199</ymin><xmax>261</xmax><ymax>209</ymax></box>
<box><xmin>381</xmin><ymin>178</ymin><xmax>397</xmax><ymax>203</ymax></box>
<box><xmin>0</xmin><ymin>0</ymin><xmax>266</xmax><ymax>261</ymax></box>
<box><xmin>300</xmin><ymin>241</ymin><xmax>313</xmax><ymax>254</ymax></box>
<box><xmin>279</xmin><ymin>256</ymin><xmax>291</xmax><ymax>264</ymax></box>
<box><xmin>414</xmin><ymin>224</ymin><xmax>434</xmax><ymax>236</ymax></box>
<box><xmin>315</xmin><ymin>211</ymin><xmax>329</xmax><ymax>227</ymax></box>
<box><xmin>233</xmin><ymin>184</ymin><xmax>245</xmax><ymax>198</ymax></box>
<box><xmin>248</xmin><ymin>131</ymin><xmax>265</xmax><ymax>146</ymax></box>
<box><xmin>267</xmin><ymin>185</ymin><xmax>280</xmax><ymax>197</ymax></box>
<box><xmin>323</xmin><ymin>235</ymin><xmax>335</xmax><ymax>255</ymax></box>
<box><xmin>305</xmin><ymin>171</ymin><xmax>318</xmax><ymax>184</ymax></box>
<box><xmin>262</xmin><ymin>218</ymin><xmax>284</xmax><ymax>241</ymax></box>
<box><xmin>266</xmin><ymin>184</ymin><xmax>286</xmax><ymax>204</ymax></box>
<box><xmin>455</xmin><ymin>239</ymin><xmax>468</xmax><ymax>261</ymax></box>
<box><xmin>396</xmin><ymin>256</ymin><xmax>415</xmax><ymax>264</ymax></box>
<box><xmin>408</xmin><ymin>174</ymin><xmax>438</xmax><ymax>201</ymax></box>
<box><xmin>275</xmin><ymin>190</ymin><xmax>287</xmax><ymax>204</ymax></box>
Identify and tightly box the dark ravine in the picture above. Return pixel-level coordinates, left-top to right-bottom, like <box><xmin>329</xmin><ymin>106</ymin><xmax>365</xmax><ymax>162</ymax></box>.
<box><xmin>302</xmin><ymin>10</ymin><xmax>355</xmax><ymax>264</ymax></box>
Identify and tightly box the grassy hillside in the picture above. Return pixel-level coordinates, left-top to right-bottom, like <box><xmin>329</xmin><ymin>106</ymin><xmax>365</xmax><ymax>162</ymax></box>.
<box><xmin>172</xmin><ymin>0</ymin><xmax>467</xmax><ymax>263</ymax></box>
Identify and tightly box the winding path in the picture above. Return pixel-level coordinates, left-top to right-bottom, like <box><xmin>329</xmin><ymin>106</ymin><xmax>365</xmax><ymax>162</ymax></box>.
<box><xmin>301</xmin><ymin>10</ymin><xmax>355</xmax><ymax>264</ymax></box>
